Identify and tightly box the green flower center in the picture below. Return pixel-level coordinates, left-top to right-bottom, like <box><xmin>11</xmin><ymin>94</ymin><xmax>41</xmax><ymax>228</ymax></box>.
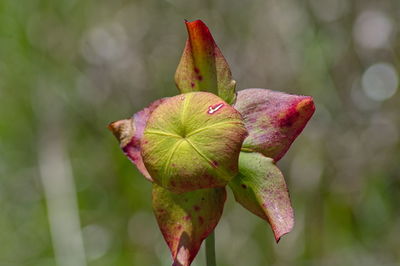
<box><xmin>141</xmin><ymin>92</ymin><xmax>248</xmax><ymax>193</ymax></box>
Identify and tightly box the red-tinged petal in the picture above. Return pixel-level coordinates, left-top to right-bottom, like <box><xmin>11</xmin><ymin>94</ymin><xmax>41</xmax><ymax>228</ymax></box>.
<box><xmin>234</xmin><ymin>88</ymin><xmax>315</xmax><ymax>162</ymax></box>
<box><xmin>108</xmin><ymin>98</ymin><xmax>166</xmax><ymax>181</ymax></box>
<box><xmin>175</xmin><ymin>20</ymin><xmax>236</xmax><ymax>104</ymax></box>
<box><xmin>229</xmin><ymin>152</ymin><xmax>294</xmax><ymax>242</ymax></box>
<box><xmin>152</xmin><ymin>184</ymin><xmax>226</xmax><ymax>266</ymax></box>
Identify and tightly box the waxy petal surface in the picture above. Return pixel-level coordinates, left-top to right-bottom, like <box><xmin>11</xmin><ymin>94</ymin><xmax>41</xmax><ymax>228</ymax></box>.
<box><xmin>175</xmin><ymin>20</ymin><xmax>236</xmax><ymax>104</ymax></box>
<box><xmin>234</xmin><ymin>88</ymin><xmax>315</xmax><ymax>162</ymax></box>
<box><xmin>152</xmin><ymin>184</ymin><xmax>226</xmax><ymax>266</ymax></box>
<box><xmin>142</xmin><ymin>92</ymin><xmax>247</xmax><ymax>192</ymax></box>
<box><xmin>108</xmin><ymin>98</ymin><xmax>166</xmax><ymax>181</ymax></box>
<box><xmin>229</xmin><ymin>152</ymin><xmax>294</xmax><ymax>242</ymax></box>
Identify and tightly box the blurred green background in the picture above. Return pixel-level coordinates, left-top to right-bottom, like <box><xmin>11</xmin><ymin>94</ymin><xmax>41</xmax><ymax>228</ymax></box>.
<box><xmin>1</xmin><ymin>0</ymin><xmax>400</xmax><ymax>265</ymax></box>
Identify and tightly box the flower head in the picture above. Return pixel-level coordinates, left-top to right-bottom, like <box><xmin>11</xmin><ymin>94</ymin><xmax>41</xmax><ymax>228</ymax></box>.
<box><xmin>109</xmin><ymin>19</ymin><xmax>315</xmax><ymax>266</ymax></box>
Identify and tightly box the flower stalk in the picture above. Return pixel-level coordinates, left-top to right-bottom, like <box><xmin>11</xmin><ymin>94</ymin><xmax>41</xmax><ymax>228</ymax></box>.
<box><xmin>205</xmin><ymin>231</ymin><xmax>216</xmax><ymax>266</ymax></box>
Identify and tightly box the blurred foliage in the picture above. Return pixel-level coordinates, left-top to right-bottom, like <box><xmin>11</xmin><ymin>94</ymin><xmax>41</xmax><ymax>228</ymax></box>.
<box><xmin>1</xmin><ymin>0</ymin><xmax>400</xmax><ymax>265</ymax></box>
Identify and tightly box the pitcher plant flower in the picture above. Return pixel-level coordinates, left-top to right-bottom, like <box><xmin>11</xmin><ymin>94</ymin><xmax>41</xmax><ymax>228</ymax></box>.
<box><xmin>109</xmin><ymin>20</ymin><xmax>315</xmax><ymax>266</ymax></box>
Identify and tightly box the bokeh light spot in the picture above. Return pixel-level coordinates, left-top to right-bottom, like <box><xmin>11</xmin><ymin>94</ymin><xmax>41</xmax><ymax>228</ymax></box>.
<box><xmin>361</xmin><ymin>63</ymin><xmax>398</xmax><ymax>101</ymax></box>
<box><xmin>353</xmin><ymin>10</ymin><xmax>393</xmax><ymax>49</ymax></box>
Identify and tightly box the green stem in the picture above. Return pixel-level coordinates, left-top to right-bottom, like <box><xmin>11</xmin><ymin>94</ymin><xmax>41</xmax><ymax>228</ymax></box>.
<box><xmin>205</xmin><ymin>231</ymin><xmax>216</xmax><ymax>266</ymax></box>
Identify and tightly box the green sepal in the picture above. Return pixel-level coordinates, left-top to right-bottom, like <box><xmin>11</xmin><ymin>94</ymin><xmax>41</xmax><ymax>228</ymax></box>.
<box><xmin>152</xmin><ymin>184</ymin><xmax>226</xmax><ymax>266</ymax></box>
<box><xmin>175</xmin><ymin>20</ymin><xmax>236</xmax><ymax>104</ymax></box>
<box><xmin>229</xmin><ymin>151</ymin><xmax>294</xmax><ymax>242</ymax></box>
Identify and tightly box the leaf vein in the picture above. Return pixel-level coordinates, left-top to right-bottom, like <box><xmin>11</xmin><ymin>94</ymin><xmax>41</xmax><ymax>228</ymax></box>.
<box><xmin>186</xmin><ymin>121</ymin><xmax>243</xmax><ymax>138</ymax></box>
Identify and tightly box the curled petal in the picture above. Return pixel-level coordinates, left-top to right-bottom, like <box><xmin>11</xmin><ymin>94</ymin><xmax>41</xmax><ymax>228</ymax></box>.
<box><xmin>152</xmin><ymin>184</ymin><xmax>226</xmax><ymax>266</ymax></box>
<box><xmin>234</xmin><ymin>88</ymin><xmax>315</xmax><ymax>162</ymax></box>
<box><xmin>108</xmin><ymin>98</ymin><xmax>166</xmax><ymax>181</ymax></box>
<box><xmin>175</xmin><ymin>20</ymin><xmax>236</xmax><ymax>104</ymax></box>
<box><xmin>229</xmin><ymin>152</ymin><xmax>294</xmax><ymax>242</ymax></box>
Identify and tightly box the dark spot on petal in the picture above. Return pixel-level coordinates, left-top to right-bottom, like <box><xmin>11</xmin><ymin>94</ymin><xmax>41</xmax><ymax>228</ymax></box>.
<box><xmin>202</xmin><ymin>174</ymin><xmax>218</xmax><ymax>188</ymax></box>
<box><xmin>198</xmin><ymin>216</ymin><xmax>204</xmax><ymax>225</ymax></box>
<box><xmin>190</xmin><ymin>82</ymin><xmax>195</xmax><ymax>88</ymax></box>
<box><xmin>184</xmin><ymin>215</ymin><xmax>191</xmax><ymax>221</ymax></box>
<box><xmin>248</xmin><ymin>116</ymin><xmax>257</xmax><ymax>123</ymax></box>
<box><xmin>194</xmin><ymin>67</ymin><xmax>200</xmax><ymax>74</ymax></box>
<box><xmin>211</xmin><ymin>161</ymin><xmax>218</xmax><ymax>168</ymax></box>
<box><xmin>241</xmin><ymin>184</ymin><xmax>247</xmax><ymax>189</ymax></box>
<box><xmin>193</xmin><ymin>205</ymin><xmax>201</xmax><ymax>212</ymax></box>
<box><xmin>279</xmin><ymin>106</ymin><xmax>300</xmax><ymax>127</ymax></box>
<box><xmin>197</xmin><ymin>75</ymin><xmax>203</xmax><ymax>81</ymax></box>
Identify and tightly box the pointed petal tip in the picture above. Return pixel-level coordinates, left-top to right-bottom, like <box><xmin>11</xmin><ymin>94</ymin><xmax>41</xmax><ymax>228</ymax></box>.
<box><xmin>296</xmin><ymin>96</ymin><xmax>315</xmax><ymax>118</ymax></box>
<box><xmin>173</xmin><ymin>244</ymin><xmax>194</xmax><ymax>266</ymax></box>
<box><xmin>273</xmin><ymin>220</ymin><xmax>294</xmax><ymax>243</ymax></box>
<box><xmin>183</xmin><ymin>18</ymin><xmax>204</xmax><ymax>27</ymax></box>
<box><xmin>185</xmin><ymin>19</ymin><xmax>206</xmax><ymax>26</ymax></box>
<box><xmin>185</xmin><ymin>20</ymin><xmax>212</xmax><ymax>40</ymax></box>
<box><xmin>108</xmin><ymin>119</ymin><xmax>133</xmax><ymax>147</ymax></box>
<box><xmin>107</xmin><ymin>120</ymin><xmax>119</xmax><ymax>134</ymax></box>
